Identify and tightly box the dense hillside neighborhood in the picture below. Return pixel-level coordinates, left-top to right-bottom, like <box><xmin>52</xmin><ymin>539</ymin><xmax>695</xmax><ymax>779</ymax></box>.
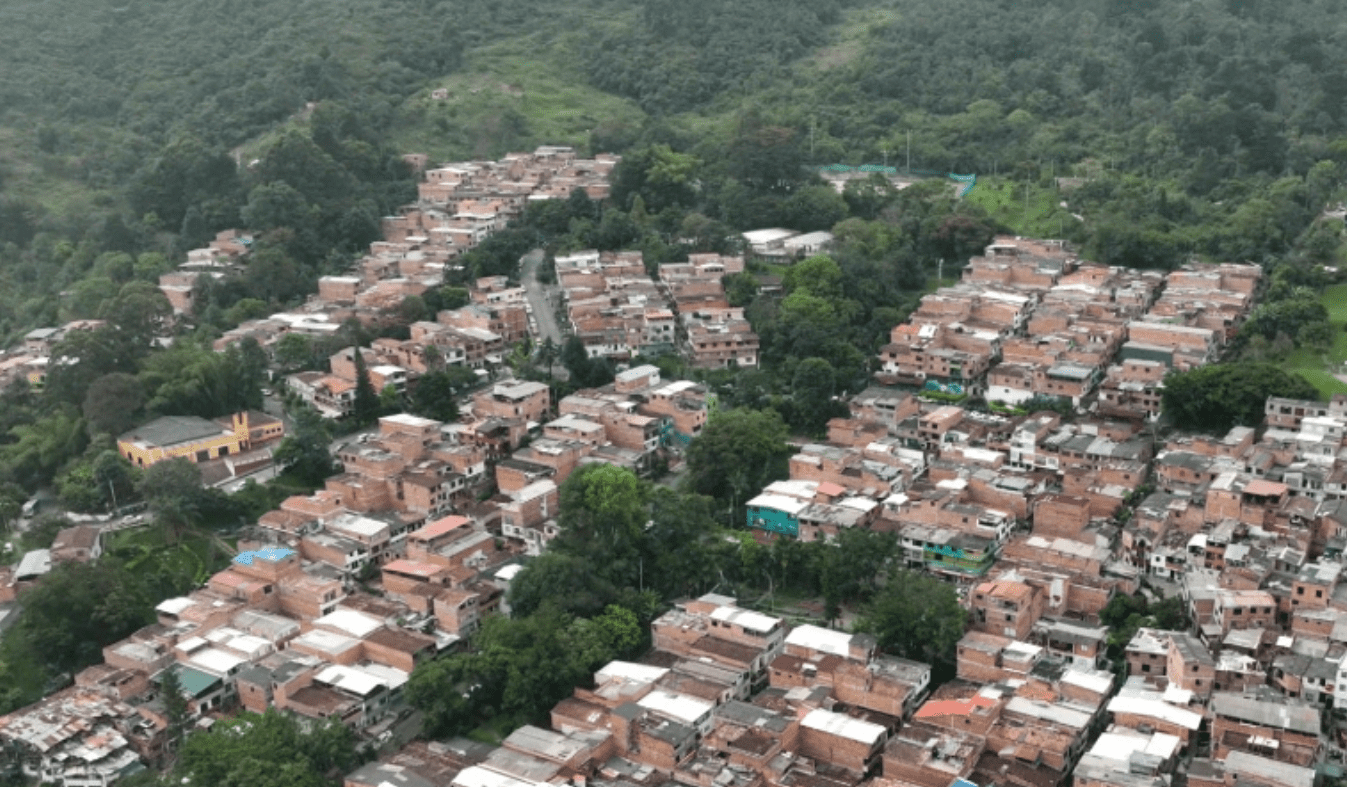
<box><xmin>0</xmin><ymin>139</ymin><xmax>1344</xmax><ymax>787</ymax></box>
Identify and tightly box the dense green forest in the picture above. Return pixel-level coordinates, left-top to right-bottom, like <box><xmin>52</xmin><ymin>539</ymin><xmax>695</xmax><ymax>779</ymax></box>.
<box><xmin>5</xmin><ymin>0</ymin><xmax>1347</xmax><ymax>338</ymax></box>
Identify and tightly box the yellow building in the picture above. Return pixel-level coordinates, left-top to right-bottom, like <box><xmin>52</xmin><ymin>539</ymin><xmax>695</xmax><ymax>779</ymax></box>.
<box><xmin>118</xmin><ymin>411</ymin><xmax>283</xmax><ymax>468</ymax></box>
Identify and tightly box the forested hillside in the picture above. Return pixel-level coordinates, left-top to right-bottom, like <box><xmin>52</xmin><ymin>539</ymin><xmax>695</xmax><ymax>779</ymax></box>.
<box><xmin>591</xmin><ymin>0</ymin><xmax>1347</xmax><ymax>263</ymax></box>
<box><xmin>587</xmin><ymin>0</ymin><xmax>842</xmax><ymax>114</ymax></box>
<box><xmin>3</xmin><ymin>0</ymin><xmax>1347</xmax><ymax>341</ymax></box>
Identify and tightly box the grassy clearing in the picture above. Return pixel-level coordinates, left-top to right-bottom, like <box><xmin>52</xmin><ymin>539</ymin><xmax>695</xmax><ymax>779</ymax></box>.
<box><xmin>810</xmin><ymin>6</ymin><xmax>899</xmax><ymax>71</ymax></box>
<box><xmin>390</xmin><ymin>27</ymin><xmax>645</xmax><ymax>163</ymax></box>
<box><xmin>0</xmin><ymin>125</ymin><xmax>117</xmax><ymax>216</ymax></box>
<box><xmin>965</xmin><ymin>177</ymin><xmax>1080</xmax><ymax>238</ymax></box>
<box><xmin>1283</xmin><ymin>282</ymin><xmax>1347</xmax><ymax>398</ymax></box>
<box><xmin>108</xmin><ymin>527</ymin><xmax>230</xmax><ymax>584</ymax></box>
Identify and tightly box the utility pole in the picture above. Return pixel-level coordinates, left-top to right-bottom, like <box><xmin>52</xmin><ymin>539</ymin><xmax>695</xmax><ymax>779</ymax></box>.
<box><xmin>101</xmin><ymin>468</ymin><xmax>118</xmax><ymax>514</ymax></box>
<box><xmin>882</xmin><ymin>146</ymin><xmax>888</xmax><ymax>168</ymax></box>
<box><xmin>906</xmin><ymin>130</ymin><xmax>912</xmax><ymax>174</ymax></box>
<box><xmin>938</xmin><ymin>258</ymin><xmax>945</xmax><ymax>284</ymax></box>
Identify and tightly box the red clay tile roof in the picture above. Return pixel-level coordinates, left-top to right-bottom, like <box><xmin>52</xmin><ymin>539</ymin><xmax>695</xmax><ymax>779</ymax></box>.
<box><xmin>978</xmin><ymin>581</ymin><xmax>1033</xmax><ymax>602</ymax></box>
<box><xmin>1243</xmin><ymin>479</ymin><xmax>1286</xmax><ymax>497</ymax></box>
<box><xmin>383</xmin><ymin>559</ymin><xmax>444</xmax><ymax>579</ymax></box>
<box><xmin>413</xmin><ymin>515</ymin><xmax>471</xmax><ymax>541</ymax></box>
<box><xmin>915</xmin><ymin>696</ymin><xmax>997</xmax><ymax>719</ymax></box>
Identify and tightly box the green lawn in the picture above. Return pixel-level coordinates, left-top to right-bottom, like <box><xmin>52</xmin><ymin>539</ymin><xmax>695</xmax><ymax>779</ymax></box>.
<box><xmin>1282</xmin><ymin>283</ymin><xmax>1347</xmax><ymax>398</ymax></box>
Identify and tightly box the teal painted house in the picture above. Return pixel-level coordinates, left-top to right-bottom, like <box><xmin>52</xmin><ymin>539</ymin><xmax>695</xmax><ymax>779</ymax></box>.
<box><xmin>746</xmin><ymin>493</ymin><xmax>810</xmax><ymax>538</ymax></box>
<box><xmin>923</xmin><ymin>532</ymin><xmax>997</xmax><ymax>577</ymax></box>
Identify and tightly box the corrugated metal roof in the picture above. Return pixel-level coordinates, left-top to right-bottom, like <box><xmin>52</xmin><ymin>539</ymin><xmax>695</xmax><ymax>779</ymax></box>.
<box><xmin>172</xmin><ymin>666</ymin><xmax>221</xmax><ymax>698</ymax></box>
<box><xmin>800</xmin><ymin>708</ymin><xmax>885</xmax><ymax>744</ymax></box>
<box><xmin>15</xmin><ymin>549</ymin><xmax>52</xmax><ymax>579</ymax></box>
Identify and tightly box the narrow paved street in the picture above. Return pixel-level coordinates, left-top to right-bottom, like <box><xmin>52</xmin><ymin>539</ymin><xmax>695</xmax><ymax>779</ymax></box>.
<box><xmin>520</xmin><ymin>248</ymin><xmax>564</xmax><ymax>347</ymax></box>
<box><xmin>520</xmin><ymin>248</ymin><xmax>568</xmax><ymax>380</ymax></box>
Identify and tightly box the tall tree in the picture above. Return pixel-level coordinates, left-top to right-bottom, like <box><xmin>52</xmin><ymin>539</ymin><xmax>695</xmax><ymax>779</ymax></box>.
<box><xmin>91</xmin><ymin>450</ymin><xmax>140</xmax><ymax>511</ymax></box>
<box><xmin>790</xmin><ymin>357</ymin><xmax>844</xmax><ymax>435</ymax></box>
<box><xmin>83</xmin><ymin>373</ymin><xmax>146</xmax><ymax>437</ymax></box>
<box><xmin>1162</xmin><ymin>362</ymin><xmax>1320</xmax><ymax>432</ymax></box>
<box><xmin>175</xmin><ymin>709</ymin><xmax>359</xmax><ymax>787</ymax></box>
<box><xmin>409</xmin><ymin>370</ymin><xmax>462</xmax><ymax>423</ymax></box>
<box><xmin>537</xmin><ymin>337</ymin><xmax>559</xmax><ymax>382</ymax></box>
<box><xmin>272</xmin><ymin>333</ymin><xmax>317</xmax><ymax>372</ymax></box>
<box><xmin>405</xmin><ymin>652</ymin><xmax>478</xmax><ymax>738</ymax></box>
<box><xmin>506</xmin><ymin>552</ymin><xmax>620</xmax><ymax>619</ymax></box>
<box><xmin>555</xmin><ymin>464</ymin><xmax>650</xmax><ymax>579</ymax></box>
<box><xmin>0</xmin><ymin>410</ymin><xmax>89</xmax><ymax>491</ymax></box>
<box><xmin>44</xmin><ymin>327</ymin><xmax>141</xmax><ymax>408</ymax></box>
<box><xmin>854</xmin><ymin>570</ymin><xmax>966</xmax><ymax>664</ymax></box>
<box><xmin>643</xmin><ymin>486</ymin><xmax>724</xmax><ymax>599</ymax></box>
<box><xmin>272</xmin><ymin>406</ymin><xmax>335</xmax><ymax>486</ymax></box>
<box><xmin>351</xmin><ymin>347</ymin><xmax>380</xmax><ymax>425</ymax></box>
<box><xmin>159</xmin><ymin>668</ymin><xmax>191</xmax><ymax>754</ymax></box>
<box><xmin>0</xmin><ymin>483</ymin><xmax>25</xmax><ymax>531</ymax></box>
<box><xmin>561</xmin><ymin>336</ymin><xmax>591</xmax><ymax>383</ymax></box>
<box><xmin>684</xmin><ymin>408</ymin><xmax>792</xmax><ymax>517</ymax></box>
<box><xmin>139</xmin><ymin>458</ymin><xmax>207</xmax><ymax>543</ymax></box>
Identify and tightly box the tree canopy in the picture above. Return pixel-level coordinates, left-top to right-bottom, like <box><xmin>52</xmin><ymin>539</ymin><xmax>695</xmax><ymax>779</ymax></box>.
<box><xmin>1162</xmin><ymin>362</ymin><xmax>1320</xmax><ymax>433</ymax></box>
<box><xmin>854</xmin><ymin>570</ymin><xmax>966</xmax><ymax>664</ymax></box>
<box><xmin>406</xmin><ymin>604</ymin><xmax>644</xmax><ymax>737</ymax></box>
<box><xmin>174</xmin><ymin>709</ymin><xmax>363</xmax><ymax>787</ymax></box>
<box><xmin>273</xmin><ymin>406</ymin><xmax>336</xmax><ymax>486</ymax></box>
<box><xmin>684</xmin><ymin>408</ymin><xmax>792</xmax><ymax>516</ymax></box>
<box><xmin>6</xmin><ymin>560</ymin><xmax>155</xmax><ymax>679</ymax></box>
